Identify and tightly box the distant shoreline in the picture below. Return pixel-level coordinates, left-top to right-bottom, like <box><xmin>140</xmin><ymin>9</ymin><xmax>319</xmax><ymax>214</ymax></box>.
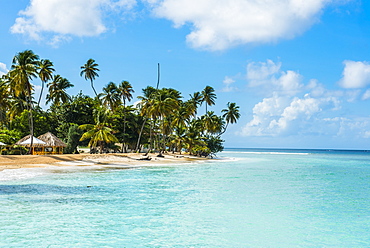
<box><xmin>0</xmin><ymin>153</ymin><xmax>209</xmax><ymax>172</ymax></box>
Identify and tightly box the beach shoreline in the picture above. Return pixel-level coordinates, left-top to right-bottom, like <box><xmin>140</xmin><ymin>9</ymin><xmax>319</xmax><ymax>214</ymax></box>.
<box><xmin>0</xmin><ymin>153</ymin><xmax>209</xmax><ymax>171</ymax></box>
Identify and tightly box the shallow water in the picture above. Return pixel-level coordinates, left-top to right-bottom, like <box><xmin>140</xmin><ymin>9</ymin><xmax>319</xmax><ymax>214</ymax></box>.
<box><xmin>1</xmin><ymin>149</ymin><xmax>370</xmax><ymax>247</ymax></box>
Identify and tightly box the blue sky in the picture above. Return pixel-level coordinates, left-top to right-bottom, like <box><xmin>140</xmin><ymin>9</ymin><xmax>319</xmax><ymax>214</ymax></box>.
<box><xmin>1</xmin><ymin>0</ymin><xmax>370</xmax><ymax>149</ymax></box>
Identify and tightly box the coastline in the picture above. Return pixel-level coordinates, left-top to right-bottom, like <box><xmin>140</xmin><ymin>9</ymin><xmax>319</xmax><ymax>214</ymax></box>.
<box><xmin>0</xmin><ymin>153</ymin><xmax>209</xmax><ymax>171</ymax></box>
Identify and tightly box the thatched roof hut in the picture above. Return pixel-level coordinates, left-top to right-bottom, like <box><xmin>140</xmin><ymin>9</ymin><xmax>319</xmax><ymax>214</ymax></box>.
<box><xmin>37</xmin><ymin>132</ymin><xmax>67</xmax><ymax>147</ymax></box>
<box><xmin>15</xmin><ymin>133</ymin><xmax>67</xmax><ymax>155</ymax></box>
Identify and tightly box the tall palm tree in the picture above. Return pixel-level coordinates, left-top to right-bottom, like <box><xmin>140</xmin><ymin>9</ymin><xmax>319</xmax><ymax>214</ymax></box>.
<box><xmin>220</xmin><ymin>102</ymin><xmax>240</xmax><ymax>135</ymax></box>
<box><xmin>46</xmin><ymin>75</ymin><xmax>74</xmax><ymax>106</ymax></box>
<box><xmin>80</xmin><ymin>58</ymin><xmax>99</xmax><ymax>97</ymax></box>
<box><xmin>118</xmin><ymin>81</ymin><xmax>134</xmax><ymax>107</ymax></box>
<box><xmin>9</xmin><ymin>50</ymin><xmax>39</xmax><ymax>154</ymax></box>
<box><xmin>37</xmin><ymin>59</ymin><xmax>54</xmax><ymax>107</ymax></box>
<box><xmin>201</xmin><ymin>86</ymin><xmax>216</xmax><ymax>112</ymax></box>
<box><xmin>99</xmin><ymin>82</ymin><xmax>121</xmax><ymax>112</ymax></box>
<box><xmin>118</xmin><ymin>80</ymin><xmax>134</xmax><ymax>152</ymax></box>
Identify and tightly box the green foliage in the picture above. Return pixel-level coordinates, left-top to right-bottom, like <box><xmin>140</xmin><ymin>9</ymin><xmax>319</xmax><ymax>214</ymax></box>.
<box><xmin>9</xmin><ymin>109</ymin><xmax>53</xmax><ymax>138</ymax></box>
<box><xmin>0</xmin><ymin>129</ymin><xmax>22</xmax><ymax>144</ymax></box>
<box><xmin>204</xmin><ymin>136</ymin><xmax>224</xmax><ymax>155</ymax></box>
<box><xmin>8</xmin><ymin>145</ymin><xmax>28</xmax><ymax>155</ymax></box>
<box><xmin>64</xmin><ymin>124</ymin><xmax>82</xmax><ymax>154</ymax></box>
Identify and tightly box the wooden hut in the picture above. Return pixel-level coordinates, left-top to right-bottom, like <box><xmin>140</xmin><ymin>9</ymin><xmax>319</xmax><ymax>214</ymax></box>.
<box><xmin>15</xmin><ymin>133</ymin><xmax>67</xmax><ymax>155</ymax></box>
<box><xmin>37</xmin><ymin>132</ymin><xmax>67</xmax><ymax>155</ymax></box>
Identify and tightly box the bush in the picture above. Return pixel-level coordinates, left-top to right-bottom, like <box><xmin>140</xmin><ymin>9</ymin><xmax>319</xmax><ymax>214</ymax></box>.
<box><xmin>8</xmin><ymin>150</ymin><xmax>21</xmax><ymax>155</ymax></box>
<box><xmin>1</xmin><ymin>149</ymin><xmax>8</xmax><ymax>155</ymax></box>
<box><xmin>8</xmin><ymin>146</ymin><xmax>28</xmax><ymax>155</ymax></box>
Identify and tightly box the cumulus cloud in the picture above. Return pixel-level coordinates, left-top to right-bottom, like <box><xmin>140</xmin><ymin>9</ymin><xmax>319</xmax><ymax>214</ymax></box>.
<box><xmin>241</xmin><ymin>94</ymin><xmax>339</xmax><ymax>137</ymax></box>
<box><xmin>246</xmin><ymin>60</ymin><xmax>303</xmax><ymax>96</ymax></box>
<box><xmin>11</xmin><ymin>0</ymin><xmax>136</xmax><ymax>44</ymax></box>
<box><xmin>0</xmin><ymin>63</ymin><xmax>8</xmax><ymax>77</ymax></box>
<box><xmin>339</xmin><ymin>60</ymin><xmax>370</xmax><ymax>89</ymax></box>
<box><xmin>240</xmin><ymin>59</ymin><xmax>346</xmax><ymax>137</ymax></box>
<box><xmin>147</xmin><ymin>0</ymin><xmax>330</xmax><ymax>50</ymax></box>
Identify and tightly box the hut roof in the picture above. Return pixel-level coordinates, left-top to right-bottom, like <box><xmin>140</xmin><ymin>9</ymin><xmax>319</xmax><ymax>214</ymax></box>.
<box><xmin>15</xmin><ymin>135</ymin><xmax>47</xmax><ymax>147</ymax></box>
<box><xmin>37</xmin><ymin>132</ymin><xmax>67</xmax><ymax>147</ymax></box>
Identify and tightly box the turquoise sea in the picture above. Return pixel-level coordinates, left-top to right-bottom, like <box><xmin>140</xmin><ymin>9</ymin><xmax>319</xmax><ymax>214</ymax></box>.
<box><xmin>1</xmin><ymin>148</ymin><xmax>370</xmax><ymax>247</ymax></box>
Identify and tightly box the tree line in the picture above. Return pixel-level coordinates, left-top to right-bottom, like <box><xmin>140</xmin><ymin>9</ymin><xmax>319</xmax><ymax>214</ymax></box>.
<box><xmin>0</xmin><ymin>50</ymin><xmax>240</xmax><ymax>157</ymax></box>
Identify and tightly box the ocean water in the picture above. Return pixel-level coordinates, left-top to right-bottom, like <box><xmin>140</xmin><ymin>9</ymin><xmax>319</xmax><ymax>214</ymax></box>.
<box><xmin>1</xmin><ymin>148</ymin><xmax>370</xmax><ymax>247</ymax></box>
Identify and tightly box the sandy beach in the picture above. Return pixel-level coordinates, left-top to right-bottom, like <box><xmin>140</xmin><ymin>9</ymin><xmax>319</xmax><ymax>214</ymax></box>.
<box><xmin>0</xmin><ymin>153</ymin><xmax>208</xmax><ymax>171</ymax></box>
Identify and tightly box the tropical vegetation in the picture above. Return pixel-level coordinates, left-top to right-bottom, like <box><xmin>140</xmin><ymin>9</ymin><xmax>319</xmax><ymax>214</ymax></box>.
<box><xmin>0</xmin><ymin>50</ymin><xmax>240</xmax><ymax>157</ymax></box>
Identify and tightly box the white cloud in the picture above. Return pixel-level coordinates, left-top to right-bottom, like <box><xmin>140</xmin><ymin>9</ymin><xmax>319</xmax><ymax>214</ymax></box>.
<box><xmin>0</xmin><ymin>63</ymin><xmax>8</xmax><ymax>76</ymax></box>
<box><xmin>240</xmin><ymin>59</ymin><xmax>348</xmax><ymax>137</ymax></box>
<box><xmin>339</xmin><ymin>60</ymin><xmax>370</xmax><ymax>89</ymax></box>
<box><xmin>11</xmin><ymin>0</ymin><xmax>136</xmax><ymax>44</ymax></box>
<box><xmin>221</xmin><ymin>76</ymin><xmax>238</xmax><ymax>92</ymax></box>
<box><xmin>147</xmin><ymin>0</ymin><xmax>330</xmax><ymax>50</ymax></box>
<box><xmin>241</xmin><ymin>95</ymin><xmax>338</xmax><ymax>137</ymax></box>
<box><xmin>246</xmin><ymin>60</ymin><xmax>303</xmax><ymax>96</ymax></box>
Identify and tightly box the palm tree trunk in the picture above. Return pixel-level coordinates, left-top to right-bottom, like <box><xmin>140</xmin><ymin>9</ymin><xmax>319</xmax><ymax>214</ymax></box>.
<box><xmin>91</xmin><ymin>79</ymin><xmax>98</xmax><ymax>97</ymax></box>
<box><xmin>122</xmin><ymin>101</ymin><xmax>127</xmax><ymax>153</ymax></box>
<box><xmin>135</xmin><ymin>117</ymin><xmax>147</xmax><ymax>152</ymax></box>
<box><xmin>27</xmin><ymin>85</ymin><xmax>34</xmax><ymax>155</ymax></box>
<box><xmin>37</xmin><ymin>80</ymin><xmax>44</xmax><ymax>107</ymax></box>
<box><xmin>217</xmin><ymin>122</ymin><xmax>229</xmax><ymax>138</ymax></box>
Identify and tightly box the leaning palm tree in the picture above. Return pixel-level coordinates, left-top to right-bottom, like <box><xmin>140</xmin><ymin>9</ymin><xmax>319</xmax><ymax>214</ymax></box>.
<box><xmin>9</xmin><ymin>50</ymin><xmax>39</xmax><ymax>154</ymax></box>
<box><xmin>80</xmin><ymin>58</ymin><xmax>100</xmax><ymax>97</ymax></box>
<box><xmin>46</xmin><ymin>75</ymin><xmax>74</xmax><ymax>106</ymax></box>
<box><xmin>37</xmin><ymin>59</ymin><xmax>54</xmax><ymax>107</ymax></box>
<box><xmin>219</xmin><ymin>102</ymin><xmax>240</xmax><ymax>136</ymax></box>
<box><xmin>201</xmin><ymin>86</ymin><xmax>216</xmax><ymax>112</ymax></box>
<box><xmin>118</xmin><ymin>80</ymin><xmax>134</xmax><ymax>152</ymax></box>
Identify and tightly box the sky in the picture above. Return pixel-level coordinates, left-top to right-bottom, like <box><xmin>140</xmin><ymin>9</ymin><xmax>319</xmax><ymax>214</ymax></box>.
<box><xmin>1</xmin><ymin>0</ymin><xmax>370</xmax><ymax>150</ymax></box>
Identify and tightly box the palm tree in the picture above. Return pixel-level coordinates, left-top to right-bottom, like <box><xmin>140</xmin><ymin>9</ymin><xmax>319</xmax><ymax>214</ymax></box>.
<box><xmin>172</xmin><ymin>102</ymin><xmax>192</xmax><ymax>129</ymax></box>
<box><xmin>99</xmin><ymin>82</ymin><xmax>121</xmax><ymax>112</ymax></box>
<box><xmin>80</xmin><ymin>58</ymin><xmax>100</xmax><ymax>97</ymax></box>
<box><xmin>220</xmin><ymin>102</ymin><xmax>240</xmax><ymax>135</ymax></box>
<box><xmin>79</xmin><ymin>108</ymin><xmax>118</xmax><ymax>154</ymax></box>
<box><xmin>37</xmin><ymin>59</ymin><xmax>55</xmax><ymax>107</ymax></box>
<box><xmin>170</xmin><ymin>127</ymin><xmax>187</xmax><ymax>154</ymax></box>
<box><xmin>189</xmin><ymin>91</ymin><xmax>203</xmax><ymax>117</ymax></box>
<box><xmin>201</xmin><ymin>111</ymin><xmax>224</xmax><ymax>135</ymax></box>
<box><xmin>201</xmin><ymin>86</ymin><xmax>216</xmax><ymax>112</ymax></box>
<box><xmin>9</xmin><ymin>50</ymin><xmax>39</xmax><ymax>154</ymax></box>
<box><xmin>118</xmin><ymin>80</ymin><xmax>134</xmax><ymax>152</ymax></box>
<box><xmin>184</xmin><ymin>119</ymin><xmax>205</xmax><ymax>155</ymax></box>
<box><xmin>147</xmin><ymin>89</ymin><xmax>179</xmax><ymax>153</ymax></box>
<box><xmin>46</xmin><ymin>75</ymin><xmax>74</xmax><ymax>106</ymax></box>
